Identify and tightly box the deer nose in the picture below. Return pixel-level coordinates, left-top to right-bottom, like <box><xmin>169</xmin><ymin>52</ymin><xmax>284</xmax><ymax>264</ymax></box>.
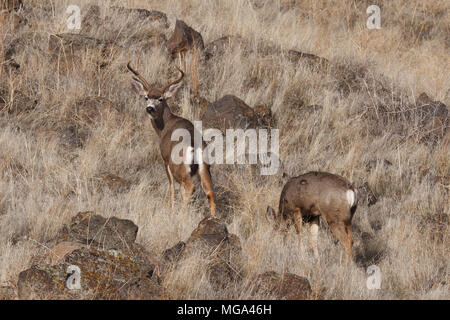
<box><xmin>146</xmin><ymin>106</ymin><xmax>155</xmax><ymax>114</ymax></box>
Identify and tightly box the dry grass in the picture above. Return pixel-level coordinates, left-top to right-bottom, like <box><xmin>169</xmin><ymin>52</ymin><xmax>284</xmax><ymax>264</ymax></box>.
<box><xmin>0</xmin><ymin>0</ymin><xmax>448</xmax><ymax>299</ymax></box>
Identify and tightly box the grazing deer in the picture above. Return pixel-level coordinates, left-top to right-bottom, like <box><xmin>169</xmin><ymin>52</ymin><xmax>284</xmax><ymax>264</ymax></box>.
<box><xmin>266</xmin><ymin>171</ymin><xmax>358</xmax><ymax>263</ymax></box>
<box><xmin>127</xmin><ymin>62</ymin><xmax>216</xmax><ymax>216</ymax></box>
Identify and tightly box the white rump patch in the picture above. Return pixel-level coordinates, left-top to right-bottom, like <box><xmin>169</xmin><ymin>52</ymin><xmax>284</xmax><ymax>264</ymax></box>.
<box><xmin>346</xmin><ymin>190</ymin><xmax>356</xmax><ymax>207</ymax></box>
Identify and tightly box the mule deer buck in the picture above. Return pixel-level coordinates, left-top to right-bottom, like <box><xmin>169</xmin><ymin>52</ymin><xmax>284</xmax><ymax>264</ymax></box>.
<box><xmin>266</xmin><ymin>171</ymin><xmax>358</xmax><ymax>263</ymax></box>
<box><xmin>127</xmin><ymin>62</ymin><xmax>216</xmax><ymax>216</ymax></box>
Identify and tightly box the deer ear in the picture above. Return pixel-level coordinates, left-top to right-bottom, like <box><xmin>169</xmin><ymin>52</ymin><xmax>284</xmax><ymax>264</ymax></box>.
<box><xmin>163</xmin><ymin>82</ymin><xmax>183</xmax><ymax>99</ymax></box>
<box><xmin>131</xmin><ymin>78</ymin><xmax>147</xmax><ymax>96</ymax></box>
<box><xmin>266</xmin><ymin>206</ymin><xmax>276</xmax><ymax>222</ymax></box>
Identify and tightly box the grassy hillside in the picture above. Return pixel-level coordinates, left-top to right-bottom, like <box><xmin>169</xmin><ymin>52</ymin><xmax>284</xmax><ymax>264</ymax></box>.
<box><xmin>0</xmin><ymin>0</ymin><xmax>448</xmax><ymax>299</ymax></box>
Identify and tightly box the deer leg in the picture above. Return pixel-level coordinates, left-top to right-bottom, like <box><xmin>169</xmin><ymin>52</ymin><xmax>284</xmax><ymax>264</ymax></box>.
<box><xmin>310</xmin><ymin>216</ymin><xmax>320</xmax><ymax>261</ymax></box>
<box><xmin>329</xmin><ymin>222</ymin><xmax>353</xmax><ymax>264</ymax></box>
<box><xmin>198</xmin><ymin>164</ymin><xmax>216</xmax><ymax>216</ymax></box>
<box><xmin>292</xmin><ymin>208</ymin><xmax>303</xmax><ymax>252</ymax></box>
<box><xmin>181</xmin><ymin>179</ymin><xmax>195</xmax><ymax>209</ymax></box>
<box><xmin>165</xmin><ymin>165</ymin><xmax>175</xmax><ymax>213</ymax></box>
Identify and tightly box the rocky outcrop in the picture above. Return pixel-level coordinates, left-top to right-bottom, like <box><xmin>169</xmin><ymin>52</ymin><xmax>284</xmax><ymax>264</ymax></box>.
<box><xmin>17</xmin><ymin>212</ymin><xmax>161</xmax><ymax>300</ymax></box>
<box><xmin>80</xmin><ymin>5</ymin><xmax>167</xmax><ymax>53</ymax></box>
<box><xmin>202</xmin><ymin>95</ymin><xmax>260</xmax><ymax>131</ymax></box>
<box><xmin>163</xmin><ymin>217</ymin><xmax>244</xmax><ymax>291</ymax></box>
<box><xmin>252</xmin><ymin>271</ymin><xmax>312</xmax><ymax>300</ymax></box>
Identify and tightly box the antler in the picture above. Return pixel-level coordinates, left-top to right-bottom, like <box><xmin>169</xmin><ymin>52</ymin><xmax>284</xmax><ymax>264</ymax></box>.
<box><xmin>160</xmin><ymin>66</ymin><xmax>185</xmax><ymax>93</ymax></box>
<box><xmin>127</xmin><ymin>61</ymin><xmax>153</xmax><ymax>92</ymax></box>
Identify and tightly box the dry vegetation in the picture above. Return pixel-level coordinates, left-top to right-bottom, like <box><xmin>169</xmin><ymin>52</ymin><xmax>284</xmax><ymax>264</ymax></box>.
<box><xmin>0</xmin><ymin>0</ymin><xmax>449</xmax><ymax>299</ymax></box>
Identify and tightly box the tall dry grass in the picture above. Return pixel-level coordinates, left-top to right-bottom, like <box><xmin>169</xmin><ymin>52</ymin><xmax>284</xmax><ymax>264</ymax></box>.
<box><xmin>0</xmin><ymin>0</ymin><xmax>448</xmax><ymax>299</ymax></box>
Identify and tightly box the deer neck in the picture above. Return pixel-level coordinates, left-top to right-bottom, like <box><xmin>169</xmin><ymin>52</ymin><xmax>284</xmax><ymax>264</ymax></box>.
<box><xmin>151</xmin><ymin>102</ymin><xmax>175</xmax><ymax>137</ymax></box>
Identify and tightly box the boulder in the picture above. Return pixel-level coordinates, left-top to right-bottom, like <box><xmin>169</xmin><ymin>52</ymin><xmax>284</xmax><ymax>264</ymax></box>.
<box><xmin>202</xmin><ymin>95</ymin><xmax>259</xmax><ymax>131</ymax></box>
<box><xmin>162</xmin><ymin>241</ymin><xmax>186</xmax><ymax>263</ymax></box>
<box><xmin>186</xmin><ymin>217</ymin><xmax>243</xmax><ymax>290</ymax></box>
<box><xmin>253</xmin><ymin>105</ymin><xmax>273</xmax><ymax>128</ymax></box>
<box><xmin>109</xmin><ymin>6</ymin><xmax>169</xmax><ymax>29</ymax></box>
<box><xmin>253</xmin><ymin>271</ymin><xmax>312</xmax><ymax>300</ymax></box>
<box><xmin>56</xmin><ymin>211</ymin><xmax>138</xmax><ymax>251</ymax></box>
<box><xmin>17</xmin><ymin>212</ymin><xmax>161</xmax><ymax>300</ymax></box>
<box><xmin>187</xmin><ymin>216</ymin><xmax>228</xmax><ymax>247</ymax></box>
<box><xmin>166</xmin><ymin>19</ymin><xmax>204</xmax><ymax>58</ymax></box>
<box><xmin>162</xmin><ymin>217</ymin><xmax>244</xmax><ymax>290</ymax></box>
<box><xmin>48</xmin><ymin>33</ymin><xmax>114</xmax><ymax>56</ymax></box>
<box><xmin>80</xmin><ymin>5</ymin><xmax>167</xmax><ymax>52</ymax></box>
<box><xmin>204</xmin><ymin>35</ymin><xmax>248</xmax><ymax>60</ymax></box>
<box><xmin>18</xmin><ymin>247</ymin><xmax>160</xmax><ymax>300</ymax></box>
<box><xmin>81</xmin><ymin>5</ymin><xmax>168</xmax><ymax>36</ymax></box>
<box><xmin>42</xmin><ymin>241</ymin><xmax>86</xmax><ymax>266</ymax></box>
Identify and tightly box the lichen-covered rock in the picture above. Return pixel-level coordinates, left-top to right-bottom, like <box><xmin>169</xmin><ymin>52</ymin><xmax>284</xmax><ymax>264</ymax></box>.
<box><xmin>17</xmin><ymin>212</ymin><xmax>160</xmax><ymax>300</ymax></box>
<box><xmin>187</xmin><ymin>216</ymin><xmax>229</xmax><ymax>247</ymax></box>
<box><xmin>18</xmin><ymin>247</ymin><xmax>160</xmax><ymax>300</ymax></box>
<box><xmin>162</xmin><ymin>241</ymin><xmax>186</xmax><ymax>263</ymax></box>
<box><xmin>163</xmin><ymin>217</ymin><xmax>244</xmax><ymax>290</ymax></box>
<box><xmin>56</xmin><ymin>211</ymin><xmax>138</xmax><ymax>251</ymax></box>
<box><xmin>253</xmin><ymin>271</ymin><xmax>312</xmax><ymax>300</ymax></box>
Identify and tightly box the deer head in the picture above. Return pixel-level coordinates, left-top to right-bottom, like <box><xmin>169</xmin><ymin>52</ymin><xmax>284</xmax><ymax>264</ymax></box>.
<box><xmin>127</xmin><ymin>62</ymin><xmax>184</xmax><ymax>119</ymax></box>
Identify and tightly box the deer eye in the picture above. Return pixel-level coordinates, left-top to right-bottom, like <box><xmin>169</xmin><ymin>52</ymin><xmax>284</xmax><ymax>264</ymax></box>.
<box><xmin>144</xmin><ymin>97</ymin><xmax>149</xmax><ymax>101</ymax></box>
<box><xmin>158</xmin><ymin>97</ymin><xmax>163</xmax><ymax>102</ymax></box>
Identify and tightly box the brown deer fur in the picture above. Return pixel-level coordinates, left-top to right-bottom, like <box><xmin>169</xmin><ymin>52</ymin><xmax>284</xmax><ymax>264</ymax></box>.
<box><xmin>127</xmin><ymin>62</ymin><xmax>216</xmax><ymax>216</ymax></box>
<box><xmin>267</xmin><ymin>171</ymin><xmax>358</xmax><ymax>262</ymax></box>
